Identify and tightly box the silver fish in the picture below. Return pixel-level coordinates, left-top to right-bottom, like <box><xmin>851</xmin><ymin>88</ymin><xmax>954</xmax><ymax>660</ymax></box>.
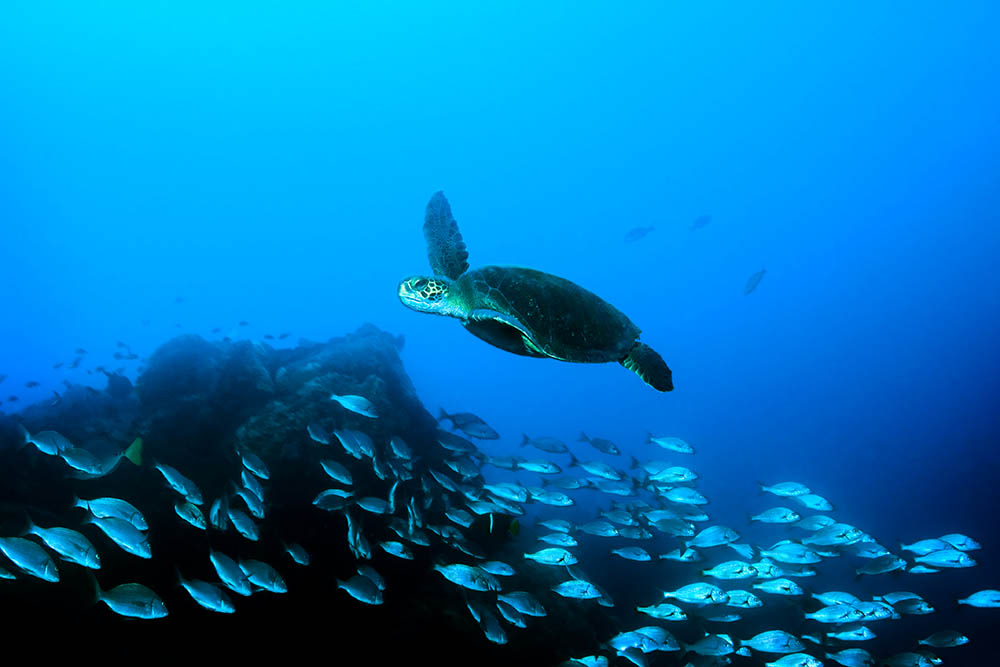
<box><xmin>919</xmin><ymin>631</ymin><xmax>968</xmax><ymax>648</ymax></box>
<box><xmin>520</xmin><ymin>433</ymin><xmax>569</xmax><ymax>454</ymax></box>
<box><xmin>647</xmin><ymin>434</ymin><xmax>694</xmax><ymax>454</ymax></box>
<box><xmin>760</xmin><ymin>481</ymin><xmax>810</xmax><ymax>497</ymax></box>
<box><xmin>337</xmin><ymin>573</ymin><xmax>383</xmax><ymax>604</ymax></box>
<box><xmin>434</xmin><ymin>564</ymin><xmax>499</xmax><ymax>591</ymax></box>
<box><xmin>553</xmin><ymin>579</ymin><xmax>602</xmax><ymax>599</ymax></box>
<box><xmin>389</xmin><ymin>436</ymin><xmax>413</xmax><ymax>459</ymax></box>
<box><xmin>179</xmin><ymin>575</ymin><xmax>235</xmax><ymax>613</ymax></box>
<box><xmin>318</xmin><ymin>459</ymin><xmax>353</xmax><ymax>486</ymax></box>
<box><xmin>235</xmin><ymin>486</ymin><xmax>265</xmax><ymax>519</ymax></box>
<box><xmin>357</xmin><ymin>565</ymin><xmax>385</xmax><ymax>590</ymax></box>
<box><xmin>240</xmin><ymin>449</ymin><xmax>270</xmax><ymax>479</ymax></box>
<box><xmin>939</xmin><ymin>533</ymin><xmax>980</xmax><ymax>551</ymax></box>
<box><xmin>18</xmin><ymin>425</ymin><xmax>73</xmax><ymax>455</ymax></box>
<box><xmin>153</xmin><ymin>461</ymin><xmax>203</xmax><ymax>505</ymax></box>
<box><xmin>915</xmin><ymin>549</ymin><xmax>976</xmax><ymax>568</ymax></box>
<box><xmin>662</xmin><ymin>582</ymin><xmax>728</xmax><ymax>605</ymax></box>
<box><xmin>612</xmin><ymin>547</ymin><xmax>651</xmax><ymax>562</ymax></box>
<box><xmin>751</xmin><ymin>507</ymin><xmax>801</xmax><ymax>524</ymax></box>
<box><xmin>744</xmin><ymin>268</ymin><xmax>766</xmax><ymax>295</ymax></box>
<box><xmin>740</xmin><ymin>630</ymin><xmax>804</xmax><ymax>653</ymax></box>
<box><xmin>753</xmin><ymin>578</ymin><xmax>804</xmax><ymax>596</ymax></box>
<box><xmin>284</xmin><ymin>542</ymin><xmax>310</xmax><ymax>566</ymax></box>
<box><xmin>175</xmin><ymin>501</ymin><xmax>206</xmax><ymax>530</ymax></box>
<box><xmin>24</xmin><ymin>519</ymin><xmax>100</xmax><ymax>569</ymax></box>
<box><xmin>570</xmin><ymin>455</ymin><xmax>624</xmax><ymax>481</ymax></box>
<box><xmin>209</xmin><ymin>497</ymin><xmax>230</xmax><ymax>530</ymax></box>
<box><xmin>825</xmin><ymin>648</ymin><xmax>875</xmax><ymax>667</ymax></box>
<box><xmin>86</xmin><ymin>516</ymin><xmax>151</xmax><ymax>559</ymax></box>
<box><xmin>306</xmin><ymin>423</ymin><xmax>331</xmax><ymax>445</ymax></box>
<box><xmin>439</xmin><ymin>408</ymin><xmax>499</xmax><ymax>439</ymax></box>
<box><xmin>805</xmin><ymin>604</ymin><xmax>865</xmax><ymax>623</ymax></box>
<box><xmin>661</xmin><ymin>486</ymin><xmax>706</xmax><ymax>505</ymax></box>
<box><xmin>480</xmin><ymin>561</ymin><xmax>516</xmax><ymax>576</ymax></box>
<box><xmin>701</xmin><ymin>560</ymin><xmax>756</xmax><ymax>579</ymax></box>
<box><xmin>73</xmin><ymin>496</ymin><xmax>147</xmax><ymax>530</ymax></box>
<box><xmin>900</xmin><ymin>538</ymin><xmax>951</xmax><ymax>556</ymax></box>
<box><xmin>95</xmin><ymin>581</ymin><xmax>167</xmax><ymax>619</ymax></box>
<box><xmin>531</xmin><ymin>489</ymin><xmax>575</xmax><ymax>507</ymax></box>
<box><xmin>517</xmin><ymin>459</ymin><xmax>562</xmax><ymax>474</ymax></box>
<box><xmin>794</xmin><ymin>494</ymin><xmax>834</xmax><ymax>511</ymax></box>
<box><xmin>379</xmin><ymin>541</ymin><xmax>413</xmax><ymax>559</ymax></box>
<box><xmin>577</xmin><ymin>431</ymin><xmax>620</xmax><ymax>455</ymax></box>
<box><xmin>240</xmin><ymin>559</ymin><xmax>286</xmax><ymax>593</ymax></box>
<box><xmin>687</xmin><ymin>526</ymin><xmax>739</xmax><ymax>548</ymax></box>
<box><xmin>227</xmin><ymin>508</ymin><xmax>259</xmax><ymax>541</ymax></box>
<box><xmin>210</xmin><ymin>550</ymin><xmax>252</xmax><ymax>596</ymax></box>
<box><xmin>636</xmin><ymin>603</ymin><xmax>686</xmax><ymax>621</ymax></box>
<box><xmin>826</xmin><ymin>624</ymin><xmax>876</xmax><ymax>641</ymax></box>
<box><xmin>60</xmin><ymin>447</ymin><xmax>104</xmax><ymax>474</ymax></box>
<box><xmin>0</xmin><ymin>536</ymin><xmax>59</xmax><ymax>581</ymax></box>
<box><xmin>760</xmin><ymin>542</ymin><xmax>820</xmax><ymax>564</ymax></box>
<box><xmin>498</xmin><ymin>591</ymin><xmax>546</xmax><ymax>616</ymax></box>
<box><xmin>765</xmin><ymin>655</ymin><xmax>821</xmax><ymax>667</ymax></box>
<box><xmin>330</xmin><ymin>393</ymin><xmax>378</xmax><ymax>418</ymax></box>
<box><xmin>524</xmin><ymin>547</ymin><xmax>577</xmax><ymax>566</ymax></box>
<box><xmin>958</xmin><ymin>589</ymin><xmax>1000</xmax><ymax>607</ymax></box>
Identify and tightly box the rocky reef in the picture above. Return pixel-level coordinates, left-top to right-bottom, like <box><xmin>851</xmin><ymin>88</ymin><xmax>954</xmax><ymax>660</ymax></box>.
<box><xmin>0</xmin><ymin>324</ymin><xmax>602</xmax><ymax>665</ymax></box>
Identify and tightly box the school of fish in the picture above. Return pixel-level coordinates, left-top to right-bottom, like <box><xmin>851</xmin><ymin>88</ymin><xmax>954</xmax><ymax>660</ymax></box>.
<box><xmin>2</xmin><ymin>396</ymin><xmax>997</xmax><ymax>666</ymax></box>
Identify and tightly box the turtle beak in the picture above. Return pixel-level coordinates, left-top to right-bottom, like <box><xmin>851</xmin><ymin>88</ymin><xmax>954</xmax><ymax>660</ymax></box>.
<box><xmin>397</xmin><ymin>278</ymin><xmax>426</xmax><ymax>312</ymax></box>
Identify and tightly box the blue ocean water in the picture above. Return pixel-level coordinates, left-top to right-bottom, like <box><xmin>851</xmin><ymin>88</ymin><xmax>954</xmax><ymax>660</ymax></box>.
<box><xmin>1</xmin><ymin>2</ymin><xmax>999</xmax><ymax>663</ymax></box>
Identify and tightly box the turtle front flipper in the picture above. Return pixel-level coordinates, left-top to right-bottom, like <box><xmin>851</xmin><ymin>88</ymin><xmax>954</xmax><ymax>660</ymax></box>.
<box><xmin>621</xmin><ymin>343</ymin><xmax>673</xmax><ymax>392</ymax></box>
<box><xmin>464</xmin><ymin>309</ymin><xmax>548</xmax><ymax>358</ymax></box>
<box><xmin>424</xmin><ymin>191</ymin><xmax>470</xmax><ymax>280</ymax></box>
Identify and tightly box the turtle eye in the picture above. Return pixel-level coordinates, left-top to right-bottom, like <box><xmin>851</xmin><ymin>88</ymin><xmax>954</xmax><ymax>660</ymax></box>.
<box><xmin>413</xmin><ymin>278</ymin><xmax>428</xmax><ymax>291</ymax></box>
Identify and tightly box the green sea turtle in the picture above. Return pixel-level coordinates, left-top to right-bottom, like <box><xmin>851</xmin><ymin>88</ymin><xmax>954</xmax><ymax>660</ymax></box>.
<box><xmin>397</xmin><ymin>192</ymin><xmax>673</xmax><ymax>392</ymax></box>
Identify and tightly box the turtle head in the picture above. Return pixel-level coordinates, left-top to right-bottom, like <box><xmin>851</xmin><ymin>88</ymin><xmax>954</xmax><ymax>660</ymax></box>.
<box><xmin>398</xmin><ymin>275</ymin><xmax>455</xmax><ymax>315</ymax></box>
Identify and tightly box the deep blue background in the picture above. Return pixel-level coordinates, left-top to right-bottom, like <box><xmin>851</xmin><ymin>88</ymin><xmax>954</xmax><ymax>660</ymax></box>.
<box><xmin>2</xmin><ymin>2</ymin><xmax>998</xmax><ymax>661</ymax></box>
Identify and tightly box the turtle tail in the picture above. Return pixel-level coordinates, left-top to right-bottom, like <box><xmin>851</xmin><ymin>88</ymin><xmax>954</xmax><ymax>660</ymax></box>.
<box><xmin>621</xmin><ymin>343</ymin><xmax>673</xmax><ymax>392</ymax></box>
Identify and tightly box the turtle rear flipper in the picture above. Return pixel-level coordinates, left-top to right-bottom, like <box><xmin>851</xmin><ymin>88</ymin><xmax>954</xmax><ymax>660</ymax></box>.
<box><xmin>424</xmin><ymin>191</ymin><xmax>469</xmax><ymax>280</ymax></box>
<box><xmin>621</xmin><ymin>343</ymin><xmax>673</xmax><ymax>392</ymax></box>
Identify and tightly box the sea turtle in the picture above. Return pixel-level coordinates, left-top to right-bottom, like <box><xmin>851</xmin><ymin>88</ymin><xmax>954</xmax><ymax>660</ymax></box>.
<box><xmin>397</xmin><ymin>192</ymin><xmax>673</xmax><ymax>392</ymax></box>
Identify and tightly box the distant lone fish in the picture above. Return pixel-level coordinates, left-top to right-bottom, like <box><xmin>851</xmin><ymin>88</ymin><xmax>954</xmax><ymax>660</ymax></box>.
<box><xmin>330</xmin><ymin>393</ymin><xmax>378</xmax><ymax>418</ymax></box>
<box><xmin>624</xmin><ymin>226</ymin><xmax>654</xmax><ymax>243</ymax></box>
<box><xmin>744</xmin><ymin>268</ymin><xmax>766</xmax><ymax>295</ymax></box>
<box><xmin>691</xmin><ymin>215</ymin><xmax>711</xmax><ymax>230</ymax></box>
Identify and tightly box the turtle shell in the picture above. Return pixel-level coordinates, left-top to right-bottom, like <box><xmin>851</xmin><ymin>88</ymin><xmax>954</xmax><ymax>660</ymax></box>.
<box><xmin>453</xmin><ymin>266</ymin><xmax>640</xmax><ymax>363</ymax></box>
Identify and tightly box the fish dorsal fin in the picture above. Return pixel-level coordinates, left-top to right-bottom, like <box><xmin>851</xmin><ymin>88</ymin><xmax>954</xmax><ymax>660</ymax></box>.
<box><xmin>424</xmin><ymin>191</ymin><xmax>469</xmax><ymax>280</ymax></box>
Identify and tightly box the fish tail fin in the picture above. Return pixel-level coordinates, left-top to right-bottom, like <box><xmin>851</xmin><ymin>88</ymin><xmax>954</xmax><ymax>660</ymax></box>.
<box><xmin>629</xmin><ymin>455</ymin><xmax>640</xmax><ymax>469</ymax></box>
<box><xmin>89</xmin><ymin>572</ymin><xmax>104</xmax><ymax>605</ymax></box>
<box><xmin>577</xmin><ymin>431</ymin><xmax>589</xmax><ymax>443</ymax></box>
<box><xmin>123</xmin><ymin>437</ymin><xmax>143</xmax><ymax>466</ymax></box>
<box><xmin>20</xmin><ymin>510</ymin><xmax>36</xmax><ymax>537</ymax></box>
<box><xmin>621</xmin><ymin>342</ymin><xmax>673</xmax><ymax>392</ymax></box>
<box><xmin>748</xmin><ymin>513</ymin><xmax>756</xmax><ymax>524</ymax></box>
<box><xmin>520</xmin><ymin>434</ymin><xmax>530</xmax><ymax>447</ymax></box>
<box><xmin>756</xmin><ymin>481</ymin><xmax>767</xmax><ymax>495</ymax></box>
<box><xmin>16</xmin><ymin>423</ymin><xmax>30</xmax><ymax>449</ymax></box>
<box><xmin>568</xmin><ymin>453</ymin><xmax>579</xmax><ymax>468</ymax></box>
<box><xmin>438</xmin><ymin>408</ymin><xmax>450</xmax><ymax>423</ymax></box>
